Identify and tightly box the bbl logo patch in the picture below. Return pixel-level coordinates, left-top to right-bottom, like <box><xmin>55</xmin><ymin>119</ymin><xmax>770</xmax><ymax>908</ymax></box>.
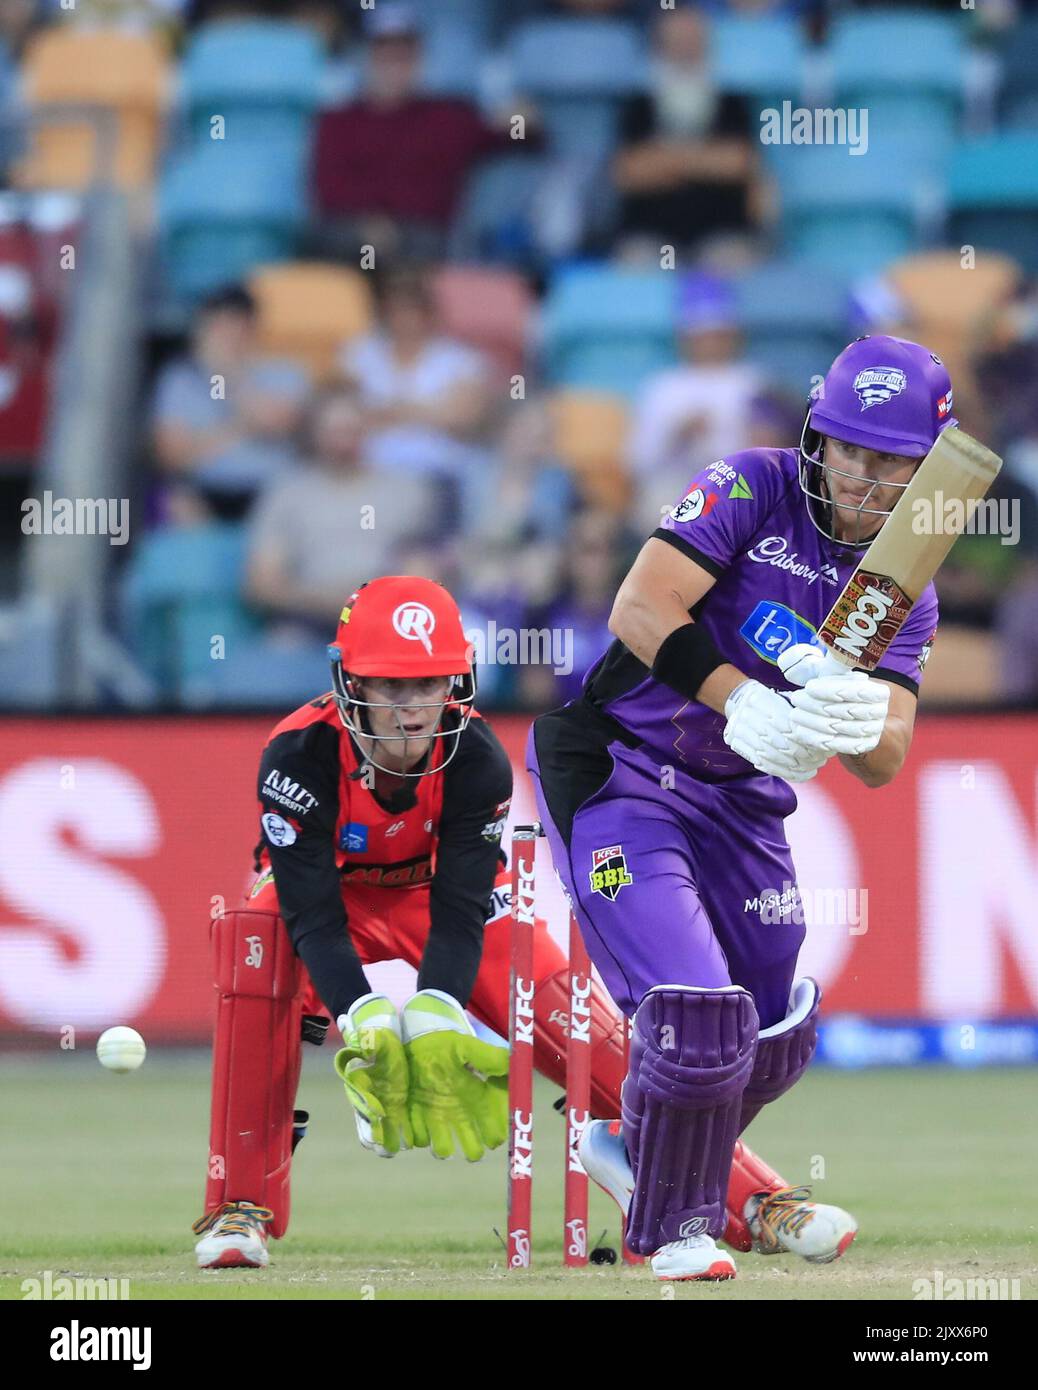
<box><xmin>589</xmin><ymin>845</ymin><xmax>633</xmax><ymax>901</ymax></box>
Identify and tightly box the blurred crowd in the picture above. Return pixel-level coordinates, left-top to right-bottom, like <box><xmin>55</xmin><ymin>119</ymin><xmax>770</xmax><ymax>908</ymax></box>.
<box><xmin>3</xmin><ymin>0</ymin><xmax>1038</xmax><ymax>707</ymax></box>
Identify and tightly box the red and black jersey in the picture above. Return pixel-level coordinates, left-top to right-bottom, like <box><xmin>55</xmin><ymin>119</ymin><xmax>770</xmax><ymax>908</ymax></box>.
<box><xmin>255</xmin><ymin>693</ymin><xmax>513</xmax><ymax>1021</ymax></box>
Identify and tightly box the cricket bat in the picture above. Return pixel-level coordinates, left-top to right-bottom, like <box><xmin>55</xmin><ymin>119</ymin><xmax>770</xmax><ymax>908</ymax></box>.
<box><xmin>819</xmin><ymin>426</ymin><xmax>1003</xmax><ymax>671</ymax></box>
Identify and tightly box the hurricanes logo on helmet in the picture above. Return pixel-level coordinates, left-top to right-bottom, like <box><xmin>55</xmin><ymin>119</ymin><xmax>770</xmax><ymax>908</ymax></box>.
<box><xmin>853</xmin><ymin>367</ymin><xmax>907</xmax><ymax>411</ymax></box>
<box><xmin>392</xmin><ymin>601</ymin><xmax>436</xmax><ymax>654</ymax></box>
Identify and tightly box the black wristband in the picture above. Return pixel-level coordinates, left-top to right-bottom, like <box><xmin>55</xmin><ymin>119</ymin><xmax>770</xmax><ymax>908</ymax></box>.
<box><xmin>651</xmin><ymin>622</ymin><xmax>727</xmax><ymax>703</ymax></box>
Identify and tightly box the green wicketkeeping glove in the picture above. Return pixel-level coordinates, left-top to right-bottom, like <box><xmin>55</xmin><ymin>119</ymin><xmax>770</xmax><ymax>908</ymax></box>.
<box><xmin>400</xmin><ymin>989</ymin><xmax>510</xmax><ymax>1162</ymax></box>
<box><xmin>334</xmin><ymin>994</ymin><xmax>413</xmax><ymax>1158</ymax></box>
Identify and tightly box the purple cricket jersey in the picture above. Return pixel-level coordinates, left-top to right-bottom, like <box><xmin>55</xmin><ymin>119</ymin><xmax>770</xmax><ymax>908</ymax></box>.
<box><xmin>584</xmin><ymin>447</ymin><xmax>938</xmax><ymax>778</ymax></box>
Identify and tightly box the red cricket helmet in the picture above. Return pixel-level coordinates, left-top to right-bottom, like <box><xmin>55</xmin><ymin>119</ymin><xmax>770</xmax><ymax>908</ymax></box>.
<box><xmin>327</xmin><ymin>576</ymin><xmax>477</xmax><ymax>776</ymax></box>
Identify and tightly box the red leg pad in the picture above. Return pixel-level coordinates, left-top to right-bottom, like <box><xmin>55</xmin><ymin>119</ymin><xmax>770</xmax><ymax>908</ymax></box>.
<box><xmin>204</xmin><ymin>909</ymin><xmax>303</xmax><ymax>1240</ymax></box>
<box><xmin>722</xmin><ymin>1141</ymin><xmax>790</xmax><ymax>1251</ymax></box>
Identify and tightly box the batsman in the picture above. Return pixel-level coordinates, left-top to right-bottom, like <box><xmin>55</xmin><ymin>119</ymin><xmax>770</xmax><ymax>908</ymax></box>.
<box><xmin>193</xmin><ymin>574</ymin><xmax>850</xmax><ymax>1268</ymax></box>
<box><xmin>528</xmin><ymin>336</ymin><xmax>954</xmax><ymax>1279</ymax></box>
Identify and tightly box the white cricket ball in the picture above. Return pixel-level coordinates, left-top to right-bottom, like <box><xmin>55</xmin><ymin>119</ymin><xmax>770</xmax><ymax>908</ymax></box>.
<box><xmin>96</xmin><ymin>1026</ymin><xmax>147</xmax><ymax>1073</ymax></box>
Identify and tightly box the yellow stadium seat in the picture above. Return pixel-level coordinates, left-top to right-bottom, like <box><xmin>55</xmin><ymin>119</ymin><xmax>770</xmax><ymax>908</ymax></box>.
<box><xmin>248</xmin><ymin>263</ymin><xmax>375</xmax><ymax>381</ymax></box>
<box><xmin>887</xmin><ymin>250</ymin><xmax>1019</xmax><ymax>356</ymax></box>
<box><xmin>15</xmin><ymin>28</ymin><xmax>170</xmax><ymax>191</ymax></box>
<box><xmin>550</xmin><ymin>390</ymin><xmax>631</xmax><ymax>514</ymax></box>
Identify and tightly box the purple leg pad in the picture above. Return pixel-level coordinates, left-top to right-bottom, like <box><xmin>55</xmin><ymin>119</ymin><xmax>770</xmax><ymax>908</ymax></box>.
<box><xmin>621</xmin><ymin>986</ymin><xmax>758</xmax><ymax>1254</ymax></box>
<box><xmin>738</xmin><ymin>978</ymin><xmax>820</xmax><ymax>1135</ymax></box>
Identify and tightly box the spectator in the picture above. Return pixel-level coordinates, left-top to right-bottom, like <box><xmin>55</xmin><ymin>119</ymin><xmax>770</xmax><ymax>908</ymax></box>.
<box><xmin>150</xmin><ymin>285</ymin><xmax>309</xmax><ymax>522</ymax></box>
<box><xmin>244</xmin><ymin>385</ymin><xmax>439</xmax><ymax>641</ymax></box>
<box><xmin>517</xmin><ymin>508</ymin><xmax>637</xmax><ymax>709</ymax></box>
<box><xmin>467</xmin><ymin>398</ymin><xmax>578</xmax><ymax>546</ymax></box>
<box><xmin>0</xmin><ymin>264</ymin><xmax>48</xmax><ymax>466</ymax></box>
<box><xmin>612</xmin><ymin>4</ymin><xmax>758</xmax><ymax>256</ymax></box>
<box><xmin>310</xmin><ymin>1</ymin><xmax>533</xmax><ymax>261</ymax></box>
<box><xmin>628</xmin><ymin>271</ymin><xmax>766</xmax><ymax>533</ymax></box>
<box><xmin>338</xmin><ymin>264</ymin><xmax>496</xmax><ymax>499</ymax></box>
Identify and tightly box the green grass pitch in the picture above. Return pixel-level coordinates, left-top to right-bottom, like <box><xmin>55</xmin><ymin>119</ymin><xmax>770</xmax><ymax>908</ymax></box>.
<box><xmin>2</xmin><ymin>1052</ymin><xmax>1034</xmax><ymax>1301</ymax></box>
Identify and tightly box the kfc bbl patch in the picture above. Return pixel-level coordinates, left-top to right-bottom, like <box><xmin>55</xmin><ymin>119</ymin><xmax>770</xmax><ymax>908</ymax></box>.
<box><xmin>589</xmin><ymin>845</ymin><xmax>633</xmax><ymax>900</ymax></box>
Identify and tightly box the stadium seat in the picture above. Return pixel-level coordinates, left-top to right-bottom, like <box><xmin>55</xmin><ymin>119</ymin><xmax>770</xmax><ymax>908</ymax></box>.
<box><xmin>947</xmin><ymin>136</ymin><xmax>1038</xmax><ymax>275</ymax></box>
<box><xmin>448</xmin><ymin>153</ymin><xmax>555</xmax><ymax>267</ymax></box>
<box><xmin>821</xmin><ymin>10</ymin><xmax>963</xmax><ymax>178</ymax></box>
<box><xmin>15</xmin><ymin>28</ymin><xmax>169</xmax><ymax>190</ymax></box>
<box><xmin>158</xmin><ymin>143</ymin><xmax>305</xmax><ymax>302</ymax></box>
<box><xmin>432</xmin><ymin>266</ymin><xmax>533</xmax><ymax>381</ymax></box>
<box><xmin>420</xmin><ymin>2</ymin><xmax>493</xmax><ymax>98</ymax></box>
<box><xmin>120</xmin><ymin>524</ymin><xmax>261</xmax><ymax>697</ymax></box>
<box><xmin>550</xmin><ymin>390</ymin><xmax>631</xmax><ymax>514</ymax></box>
<box><xmin>180</xmin><ymin>21</ymin><xmax>325</xmax><ymax>153</ymax></box>
<box><xmin>998</xmin><ymin>18</ymin><xmax>1038</xmax><ymax>130</ymax></box>
<box><xmin>777</xmin><ymin>145</ymin><xmax>922</xmax><ymax>277</ymax></box>
<box><xmin>0</xmin><ymin>598</ymin><xmax>60</xmax><ymax>706</ymax></box>
<box><xmin>708</xmin><ymin>14</ymin><xmax>808</xmax><ymax>116</ymax></box>
<box><xmin>508</xmin><ymin>18</ymin><xmax>648</xmax><ymax>165</ymax></box>
<box><xmin>0</xmin><ymin>40</ymin><xmax>19</xmax><ymax>181</ymax></box>
<box><xmin>827</xmin><ymin>9</ymin><xmax>964</xmax><ymax>158</ymax></box>
<box><xmin>248</xmin><ymin>263</ymin><xmax>373</xmax><ymax>381</ymax></box>
<box><xmin>183</xmin><ymin>636</ymin><xmax>332</xmax><ymax>708</ymax></box>
<box><xmin>542</xmin><ymin>264</ymin><xmax>677</xmax><ymax>398</ymax></box>
<box><xmin>734</xmin><ymin>260</ymin><xmax>851</xmax><ymax>396</ymax></box>
<box><xmin>885</xmin><ymin>249</ymin><xmax>1020</xmax><ymax>357</ymax></box>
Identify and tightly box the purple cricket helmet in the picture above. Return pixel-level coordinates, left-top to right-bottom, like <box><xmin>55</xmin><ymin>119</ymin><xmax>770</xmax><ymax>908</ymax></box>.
<box><xmin>800</xmin><ymin>335</ymin><xmax>958</xmax><ymax>546</ymax></box>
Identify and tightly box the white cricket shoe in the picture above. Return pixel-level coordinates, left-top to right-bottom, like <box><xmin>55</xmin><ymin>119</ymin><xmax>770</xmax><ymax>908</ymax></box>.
<box><xmin>746</xmin><ymin>1185</ymin><xmax>858</xmax><ymax>1263</ymax></box>
<box><xmin>651</xmin><ymin>1231</ymin><xmax>737</xmax><ymax>1281</ymax></box>
<box><xmin>193</xmin><ymin>1200</ymin><xmax>273</xmax><ymax>1269</ymax></box>
<box><xmin>578</xmin><ymin>1120</ymin><xmax>736</xmax><ymax>1281</ymax></box>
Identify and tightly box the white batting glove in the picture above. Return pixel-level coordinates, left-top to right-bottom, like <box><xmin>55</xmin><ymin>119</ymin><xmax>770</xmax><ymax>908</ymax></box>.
<box><xmin>778</xmin><ymin>644</ymin><xmax>890</xmax><ymax>756</ymax></box>
<box><xmin>722</xmin><ymin>680</ymin><xmax>831</xmax><ymax>783</ymax></box>
<box><xmin>777</xmin><ymin>642</ymin><xmax>848</xmax><ymax>688</ymax></box>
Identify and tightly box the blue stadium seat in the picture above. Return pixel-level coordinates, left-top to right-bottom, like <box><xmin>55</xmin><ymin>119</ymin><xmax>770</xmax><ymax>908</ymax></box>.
<box><xmin>735</xmin><ymin>260</ymin><xmax>851</xmax><ymax>396</ymax></box>
<box><xmin>708</xmin><ymin>14</ymin><xmax>808</xmax><ymax>114</ymax></box>
<box><xmin>947</xmin><ymin>136</ymin><xmax>1038</xmax><ymax>274</ymax></box>
<box><xmin>420</xmin><ymin>0</ymin><xmax>494</xmax><ymax>97</ymax></box>
<box><xmin>508</xmin><ymin>18</ymin><xmax>648</xmax><ymax>165</ymax></box>
<box><xmin>120</xmin><ymin>524</ymin><xmax>261</xmax><ymax>697</ymax></box>
<box><xmin>449</xmin><ymin>153</ymin><xmax>554</xmax><ymax>266</ymax></box>
<box><xmin>158</xmin><ymin>143</ymin><xmax>305</xmax><ymax>302</ymax></box>
<box><xmin>999</xmin><ymin>19</ymin><xmax>1038</xmax><ymax>130</ymax></box>
<box><xmin>829</xmin><ymin>10</ymin><xmax>964</xmax><ymax>96</ymax></box>
<box><xmin>184</xmin><ymin>637</ymin><xmax>332</xmax><ymax>708</ymax></box>
<box><xmin>777</xmin><ymin>145</ymin><xmax>922</xmax><ymax>277</ymax></box>
<box><xmin>827</xmin><ymin>10</ymin><xmax>964</xmax><ymax>166</ymax></box>
<box><xmin>0</xmin><ymin>39</ymin><xmax>18</xmax><ymax>180</ymax></box>
<box><xmin>542</xmin><ymin>264</ymin><xmax>677</xmax><ymax>398</ymax></box>
<box><xmin>180</xmin><ymin>20</ymin><xmax>325</xmax><ymax>150</ymax></box>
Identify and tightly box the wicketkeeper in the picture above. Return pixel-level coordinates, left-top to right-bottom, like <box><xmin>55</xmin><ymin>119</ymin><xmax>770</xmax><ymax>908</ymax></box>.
<box><xmin>194</xmin><ymin>573</ymin><xmax>859</xmax><ymax>1268</ymax></box>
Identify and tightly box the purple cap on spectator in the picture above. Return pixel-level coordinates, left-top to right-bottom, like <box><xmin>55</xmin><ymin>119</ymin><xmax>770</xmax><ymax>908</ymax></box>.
<box><xmin>677</xmin><ymin>272</ymin><xmax>737</xmax><ymax>332</ymax></box>
<box><xmin>365</xmin><ymin>2</ymin><xmax>421</xmax><ymax>40</ymax></box>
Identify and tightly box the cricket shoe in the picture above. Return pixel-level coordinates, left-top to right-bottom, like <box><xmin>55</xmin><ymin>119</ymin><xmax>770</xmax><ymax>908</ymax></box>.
<box><xmin>746</xmin><ymin>1185</ymin><xmax>857</xmax><ymax>1263</ymax></box>
<box><xmin>193</xmin><ymin>1200</ymin><xmax>273</xmax><ymax>1269</ymax></box>
<box><xmin>578</xmin><ymin>1120</ymin><xmax>736</xmax><ymax>1281</ymax></box>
